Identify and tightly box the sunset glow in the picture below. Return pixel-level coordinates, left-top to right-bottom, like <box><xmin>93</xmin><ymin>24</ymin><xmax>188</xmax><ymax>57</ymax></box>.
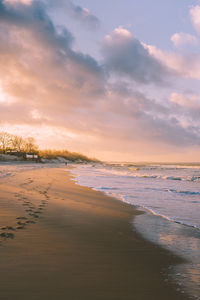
<box><xmin>0</xmin><ymin>0</ymin><xmax>200</xmax><ymax>161</ymax></box>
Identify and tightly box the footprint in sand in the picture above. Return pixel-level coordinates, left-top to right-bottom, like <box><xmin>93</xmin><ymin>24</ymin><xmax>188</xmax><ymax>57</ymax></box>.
<box><xmin>25</xmin><ymin>209</ymin><xmax>33</xmax><ymax>212</ymax></box>
<box><xmin>1</xmin><ymin>192</ymin><xmax>51</xmax><ymax>244</ymax></box>
<box><xmin>39</xmin><ymin>204</ymin><xmax>45</xmax><ymax>208</ymax></box>
<box><xmin>34</xmin><ymin>210</ymin><xmax>42</xmax><ymax>214</ymax></box>
<box><xmin>17</xmin><ymin>221</ymin><xmax>27</xmax><ymax>226</ymax></box>
<box><xmin>28</xmin><ymin>213</ymin><xmax>39</xmax><ymax>218</ymax></box>
<box><xmin>1</xmin><ymin>226</ymin><xmax>16</xmax><ymax>231</ymax></box>
<box><xmin>1</xmin><ymin>183</ymin><xmax>52</xmax><ymax>243</ymax></box>
<box><xmin>25</xmin><ymin>220</ymin><xmax>36</xmax><ymax>224</ymax></box>
<box><xmin>0</xmin><ymin>232</ymin><xmax>15</xmax><ymax>239</ymax></box>
<box><xmin>16</xmin><ymin>226</ymin><xmax>25</xmax><ymax>230</ymax></box>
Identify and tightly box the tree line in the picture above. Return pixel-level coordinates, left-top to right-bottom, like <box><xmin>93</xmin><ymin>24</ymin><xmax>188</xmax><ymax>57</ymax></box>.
<box><xmin>0</xmin><ymin>131</ymin><xmax>98</xmax><ymax>162</ymax></box>
<box><xmin>0</xmin><ymin>131</ymin><xmax>38</xmax><ymax>154</ymax></box>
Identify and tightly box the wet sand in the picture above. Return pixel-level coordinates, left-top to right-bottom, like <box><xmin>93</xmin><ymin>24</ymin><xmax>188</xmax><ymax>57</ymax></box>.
<box><xmin>0</xmin><ymin>166</ymin><xmax>190</xmax><ymax>300</ymax></box>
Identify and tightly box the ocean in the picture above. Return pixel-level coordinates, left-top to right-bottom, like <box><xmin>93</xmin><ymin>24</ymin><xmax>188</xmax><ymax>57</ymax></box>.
<box><xmin>70</xmin><ymin>162</ymin><xmax>200</xmax><ymax>299</ymax></box>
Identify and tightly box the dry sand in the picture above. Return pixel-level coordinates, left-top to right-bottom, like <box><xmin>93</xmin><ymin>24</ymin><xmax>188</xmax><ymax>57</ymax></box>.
<box><xmin>0</xmin><ymin>166</ymin><xmax>190</xmax><ymax>300</ymax></box>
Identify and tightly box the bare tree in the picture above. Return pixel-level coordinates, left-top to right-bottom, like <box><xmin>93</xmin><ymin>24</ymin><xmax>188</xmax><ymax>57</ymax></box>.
<box><xmin>11</xmin><ymin>135</ymin><xmax>25</xmax><ymax>152</ymax></box>
<box><xmin>24</xmin><ymin>137</ymin><xmax>38</xmax><ymax>153</ymax></box>
<box><xmin>0</xmin><ymin>132</ymin><xmax>12</xmax><ymax>153</ymax></box>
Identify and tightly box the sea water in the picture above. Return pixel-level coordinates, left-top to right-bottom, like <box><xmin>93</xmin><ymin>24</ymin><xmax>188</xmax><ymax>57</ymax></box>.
<box><xmin>70</xmin><ymin>162</ymin><xmax>200</xmax><ymax>299</ymax></box>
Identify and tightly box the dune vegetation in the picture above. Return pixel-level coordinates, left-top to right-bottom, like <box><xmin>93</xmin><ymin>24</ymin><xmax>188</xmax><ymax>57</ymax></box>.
<box><xmin>38</xmin><ymin>149</ymin><xmax>98</xmax><ymax>162</ymax></box>
<box><xmin>0</xmin><ymin>131</ymin><xmax>97</xmax><ymax>163</ymax></box>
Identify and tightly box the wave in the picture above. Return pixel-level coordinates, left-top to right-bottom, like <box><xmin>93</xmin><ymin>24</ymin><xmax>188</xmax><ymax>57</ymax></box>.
<box><xmin>128</xmin><ymin>174</ymin><xmax>200</xmax><ymax>181</ymax></box>
<box><xmin>71</xmin><ymin>164</ymin><xmax>200</xmax><ymax>232</ymax></box>
<box><xmin>101</xmin><ymin>190</ymin><xmax>200</xmax><ymax>230</ymax></box>
<box><xmin>115</xmin><ymin>194</ymin><xmax>200</xmax><ymax>230</ymax></box>
<box><xmin>106</xmin><ymin>171</ymin><xmax>200</xmax><ymax>182</ymax></box>
<box><xmin>96</xmin><ymin>164</ymin><xmax>200</xmax><ymax>182</ymax></box>
<box><xmin>167</xmin><ymin>189</ymin><xmax>200</xmax><ymax>196</ymax></box>
<box><xmin>136</xmin><ymin>207</ymin><xmax>200</xmax><ymax>230</ymax></box>
<box><xmin>100</xmin><ymin>187</ymin><xmax>119</xmax><ymax>190</ymax></box>
<box><xmin>150</xmin><ymin>210</ymin><xmax>200</xmax><ymax>230</ymax></box>
<box><xmin>165</xmin><ymin>176</ymin><xmax>182</xmax><ymax>181</ymax></box>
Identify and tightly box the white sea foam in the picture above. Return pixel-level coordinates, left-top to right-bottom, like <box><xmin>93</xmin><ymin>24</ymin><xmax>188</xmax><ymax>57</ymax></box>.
<box><xmin>70</xmin><ymin>163</ymin><xmax>200</xmax><ymax>229</ymax></box>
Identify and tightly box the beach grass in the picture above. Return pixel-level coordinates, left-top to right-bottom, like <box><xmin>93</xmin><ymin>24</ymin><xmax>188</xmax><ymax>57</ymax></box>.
<box><xmin>39</xmin><ymin>149</ymin><xmax>98</xmax><ymax>162</ymax></box>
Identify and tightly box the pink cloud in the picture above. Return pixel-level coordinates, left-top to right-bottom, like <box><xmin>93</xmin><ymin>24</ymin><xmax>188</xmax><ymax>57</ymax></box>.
<box><xmin>171</xmin><ymin>32</ymin><xmax>198</xmax><ymax>47</ymax></box>
<box><xmin>0</xmin><ymin>2</ymin><xmax>200</xmax><ymax>161</ymax></box>
<box><xmin>190</xmin><ymin>5</ymin><xmax>200</xmax><ymax>35</ymax></box>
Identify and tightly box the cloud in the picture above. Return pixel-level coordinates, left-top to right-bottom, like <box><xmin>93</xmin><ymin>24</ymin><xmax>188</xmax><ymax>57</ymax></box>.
<box><xmin>190</xmin><ymin>5</ymin><xmax>200</xmax><ymax>35</ymax></box>
<box><xmin>146</xmin><ymin>43</ymin><xmax>200</xmax><ymax>80</ymax></box>
<box><xmin>0</xmin><ymin>2</ymin><xmax>200</xmax><ymax>160</ymax></box>
<box><xmin>3</xmin><ymin>0</ymin><xmax>32</xmax><ymax>5</ymax></box>
<box><xmin>0</xmin><ymin>0</ymin><xmax>106</xmax><ymax>138</ymax></box>
<box><xmin>102</xmin><ymin>27</ymin><xmax>171</xmax><ymax>84</ymax></box>
<box><xmin>170</xmin><ymin>92</ymin><xmax>200</xmax><ymax>122</ymax></box>
<box><xmin>0</xmin><ymin>0</ymin><xmax>105</xmax><ymax>100</ymax></box>
<box><xmin>102</xmin><ymin>83</ymin><xmax>199</xmax><ymax>147</ymax></box>
<box><xmin>170</xmin><ymin>93</ymin><xmax>200</xmax><ymax>109</ymax></box>
<box><xmin>68</xmin><ymin>1</ymin><xmax>100</xmax><ymax>29</ymax></box>
<box><xmin>46</xmin><ymin>0</ymin><xmax>100</xmax><ymax>30</ymax></box>
<box><xmin>171</xmin><ymin>32</ymin><xmax>198</xmax><ymax>47</ymax></box>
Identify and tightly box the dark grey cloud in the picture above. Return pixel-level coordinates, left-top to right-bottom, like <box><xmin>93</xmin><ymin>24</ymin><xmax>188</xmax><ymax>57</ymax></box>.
<box><xmin>96</xmin><ymin>83</ymin><xmax>200</xmax><ymax>147</ymax></box>
<box><xmin>102</xmin><ymin>28</ymin><xmax>172</xmax><ymax>84</ymax></box>
<box><xmin>139</xmin><ymin>114</ymin><xmax>200</xmax><ymax>146</ymax></box>
<box><xmin>0</xmin><ymin>0</ymin><xmax>105</xmax><ymax>100</ymax></box>
<box><xmin>0</xmin><ymin>1</ymin><xmax>74</xmax><ymax>50</ymax></box>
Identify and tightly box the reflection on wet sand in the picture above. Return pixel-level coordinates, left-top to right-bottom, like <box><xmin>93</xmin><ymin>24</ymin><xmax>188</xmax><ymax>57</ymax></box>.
<box><xmin>134</xmin><ymin>212</ymin><xmax>200</xmax><ymax>299</ymax></box>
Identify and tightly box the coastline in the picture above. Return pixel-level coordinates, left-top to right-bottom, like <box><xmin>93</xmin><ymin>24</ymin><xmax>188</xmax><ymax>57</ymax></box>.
<box><xmin>0</xmin><ymin>166</ymin><xmax>190</xmax><ymax>300</ymax></box>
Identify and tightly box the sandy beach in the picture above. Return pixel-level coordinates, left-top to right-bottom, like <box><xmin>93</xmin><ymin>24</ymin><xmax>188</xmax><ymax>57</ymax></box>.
<box><xmin>0</xmin><ymin>166</ymin><xmax>190</xmax><ymax>300</ymax></box>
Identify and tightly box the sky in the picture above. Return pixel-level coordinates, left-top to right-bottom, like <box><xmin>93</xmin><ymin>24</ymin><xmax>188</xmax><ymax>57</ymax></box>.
<box><xmin>0</xmin><ymin>0</ymin><xmax>200</xmax><ymax>162</ymax></box>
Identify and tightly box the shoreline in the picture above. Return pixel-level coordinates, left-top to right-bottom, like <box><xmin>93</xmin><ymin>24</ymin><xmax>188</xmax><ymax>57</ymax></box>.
<box><xmin>0</xmin><ymin>166</ymin><xmax>190</xmax><ymax>299</ymax></box>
